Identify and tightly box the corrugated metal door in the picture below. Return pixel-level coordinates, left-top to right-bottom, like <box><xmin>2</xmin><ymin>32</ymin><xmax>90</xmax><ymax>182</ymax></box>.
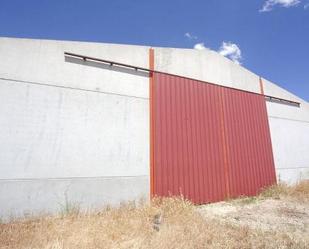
<box><xmin>152</xmin><ymin>72</ymin><xmax>276</xmax><ymax>204</ymax></box>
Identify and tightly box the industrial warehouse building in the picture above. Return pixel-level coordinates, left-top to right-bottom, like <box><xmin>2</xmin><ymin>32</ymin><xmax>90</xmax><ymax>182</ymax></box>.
<box><xmin>0</xmin><ymin>37</ymin><xmax>308</xmax><ymax>219</ymax></box>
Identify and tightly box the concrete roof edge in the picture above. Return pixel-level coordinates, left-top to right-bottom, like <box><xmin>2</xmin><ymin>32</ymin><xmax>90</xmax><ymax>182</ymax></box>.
<box><xmin>1</xmin><ymin>36</ymin><xmax>306</xmax><ymax>104</ymax></box>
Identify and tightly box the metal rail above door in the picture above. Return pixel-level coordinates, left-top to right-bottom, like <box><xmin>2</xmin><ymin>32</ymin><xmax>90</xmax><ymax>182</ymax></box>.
<box><xmin>64</xmin><ymin>52</ymin><xmax>301</xmax><ymax>107</ymax></box>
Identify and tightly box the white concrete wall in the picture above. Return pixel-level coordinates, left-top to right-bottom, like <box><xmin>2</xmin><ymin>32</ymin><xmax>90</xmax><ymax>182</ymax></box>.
<box><xmin>0</xmin><ymin>37</ymin><xmax>308</xmax><ymax>219</ymax></box>
<box><xmin>154</xmin><ymin>47</ymin><xmax>261</xmax><ymax>93</ymax></box>
<box><xmin>0</xmin><ymin>79</ymin><xmax>148</xmax><ymax>179</ymax></box>
<box><xmin>263</xmin><ymin>79</ymin><xmax>309</xmax><ymax>183</ymax></box>
<box><xmin>0</xmin><ymin>37</ymin><xmax>150</xmax><ymax>219</ymax></box>
<box><xmin>0</xmin><ymin>38</ymin><xmax>149</xmax><ymax>98</ymax></box>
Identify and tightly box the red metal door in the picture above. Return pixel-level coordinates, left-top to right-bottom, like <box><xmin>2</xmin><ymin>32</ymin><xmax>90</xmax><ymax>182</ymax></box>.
<box><xmin>152</xmin><ymin>72</ymin><xmax>276</xmax><ymax>204</ymax></box>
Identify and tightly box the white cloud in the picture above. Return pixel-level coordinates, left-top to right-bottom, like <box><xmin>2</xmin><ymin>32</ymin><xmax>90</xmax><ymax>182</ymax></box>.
<box><xmin>260</xmin><ymin>0</ymin><xmax>300</xmax><ymax>12</ymax></box>
<box><xmin>218</xmin><ymin>42</ymin><xmax>242</xmax><ymax>65</ymax></box>
<box><xmin>194</xmin><ymin>43</ymin><xmax>207</xmax><ymax>50</ymax></box>
<box><xmin>184</xmin><ymin>32</ymin><xmax>198</xmax><ymax>40</ymax></box>
<box><xmin>193</xmin><ymin>41</ymin><xmax>242</xmax><ymax>65</ymax></box>
<box><xmin>304</xmin><ymin>3</ymin><xmax>309</xmax><ymax>9</ymax></box>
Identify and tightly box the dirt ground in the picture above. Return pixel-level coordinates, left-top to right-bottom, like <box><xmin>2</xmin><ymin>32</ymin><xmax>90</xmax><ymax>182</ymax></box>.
<box><xmin>197</xmin><ymin>197</ymin><xmax>309</xmax><ymax>241</ymax></box>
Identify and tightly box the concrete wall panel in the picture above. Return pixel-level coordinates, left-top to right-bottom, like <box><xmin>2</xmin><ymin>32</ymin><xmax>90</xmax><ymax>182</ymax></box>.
<box><xmin>268</xmin><ymin>117</ymin><xmax>309</xmax><ymax>183</ymax></box>
<box><xmin>154</xmin><ymin>47</ymin><xmax>261</xmax><ymax>93</ymax></box>
<box><xmin>263</xmin><ymin>78</ymin><xmax>303</xmax><ymax>102</ymax></box>
<box><xmin>0</xmin><ymin>38</ymin><xmax>151</xmax><ymax>219</ymax></box>
<box><xmin>276</xmin><ymin>168</ymin><xmax>309</xmax><ymax>184</ymax></box>
<box><xmin>0</xmin><ymin>79</ymin><xmax>149</xmax><ymax>179</ymax></box>
<box><xmin>263</xmin><ymin>78</ymin><xmax>309</xmax><ymax>122</ymax></box>
<box><xmin>0</xmin><ymin>176</ymin><xmax>149</xmax><ymax>220</ymax></box>
<box><xmin>266</xmin><ymin>101</ymin><xmax>309</xmax><ymax>123</ymax></box>
<box><xmin>0</xmin><ymin>37</ymin><xmax>150</xmax><ymax>98</ymax></box>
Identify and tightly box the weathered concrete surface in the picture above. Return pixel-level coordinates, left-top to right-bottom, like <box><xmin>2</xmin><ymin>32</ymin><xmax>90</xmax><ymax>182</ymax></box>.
<box><xmin>0</xmin><ymin>79</ymin><xmax>149</xmax><ymax>179</ymax></box>
<box><xmin>0</xmin><ymin>37</ymin><xmax>150</xmax><ymax>219</ymax></box>
<box><xmin>154</xmin><ymin>47</ymin><xmax>261</xmax><ymax>93</ymax></box>
<box><xmin>0</xmin><ymin>37</ymin><xmax>308</xmax><ymax>218</ymax></box>
<box><xmin>0</xmin><ymin>37</ymin><xmax>150</xmax><ymax>98</ymax></box>
<box><xmin>0</xmin><ymin>176</ymin><xmax>149</xmax><ymax>220</ymax></box>
<box><xmin>268</xmin><ymin>116</ymin><xmax>309</xmax><ymax>183</ymax></box>
<box><xmin>262</xmin><ymin>78</ymin><xmax>309</xmax><ymax>183</ymax></box>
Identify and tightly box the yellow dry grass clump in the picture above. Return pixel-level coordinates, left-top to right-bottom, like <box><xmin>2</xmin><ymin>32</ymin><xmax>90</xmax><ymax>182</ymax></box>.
<box><xmin>0</xmin><ymin>181</ymin><xmax>308</xmax><ymax>249</ymax></box>
<box><xmin>260</xmin><ymin>179</ymin><xmax>309</xmax><ymax>201</ymax></box>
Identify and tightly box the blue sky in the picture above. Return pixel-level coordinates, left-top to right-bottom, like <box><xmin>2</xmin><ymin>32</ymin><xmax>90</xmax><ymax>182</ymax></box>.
<box><xmin>0</xmin><ymin>0</ymin><xmax>308</xmax><ymax>100</ymax></box>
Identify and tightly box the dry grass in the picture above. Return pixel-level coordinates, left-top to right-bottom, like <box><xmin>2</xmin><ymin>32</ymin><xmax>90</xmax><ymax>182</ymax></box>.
<box><xmin>260</xmin><ymin>180</ymin><xmax>309</xmax><ymax>201</ymax></box>
<box><xmin>1</xmin><ymin>181</ymin><xmax>309</xmax><ymax>249</ymax></box>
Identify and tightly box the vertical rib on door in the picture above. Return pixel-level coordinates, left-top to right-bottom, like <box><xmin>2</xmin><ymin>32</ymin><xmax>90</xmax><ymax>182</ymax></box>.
<box><xmin>221</xmin><ymin>87</ymin><xmax>276</xmax><ymax>198</ymax></box>
<box><xmin>153</xmin><ymin>72</ymin><xmax>276</xmax><ymax>204</ymax></box>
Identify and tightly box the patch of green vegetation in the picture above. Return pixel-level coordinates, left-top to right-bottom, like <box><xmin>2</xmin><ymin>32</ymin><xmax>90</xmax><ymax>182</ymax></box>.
<box><xmin>58</xmin><ymin>192</ymin><xmax>80</xmax><ymax>216</ymax></box>
<box><xmin>226</xmin><ymin>196</ymin><xmax>258</xmax><ymax>206</ymax></box>
<box><xmin>236</xmin><ymin>197</ymin><xmax>258</xmax><ymax>205</ymax></box>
